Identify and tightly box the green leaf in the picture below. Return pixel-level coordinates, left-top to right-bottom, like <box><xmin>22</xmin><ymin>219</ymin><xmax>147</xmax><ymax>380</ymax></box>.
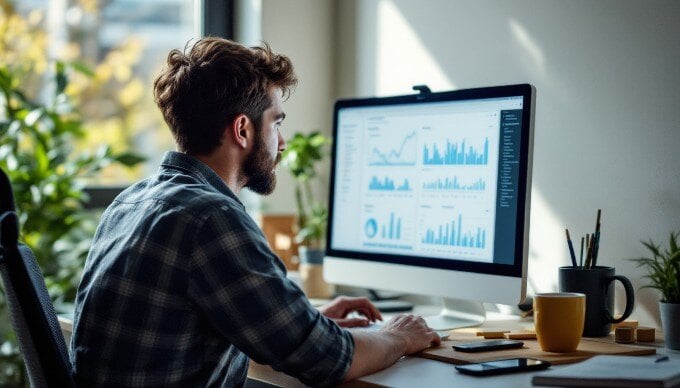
<box><xmin>0</xmin><ymin>66</ymin><xmax>12</xmax><ymax>88</ymax></box>
<box><xmin>631</xmin><ymin>231</ymin><xmax>680</xmax><ymax>302</ymax></box>
<box><xmin>69</xmin><ymin>61</ymin><xmax>95</xmax><ymax>77</ymax></box>
<box><xmin>55</xmin><ymin>61</ymin><xmax>68</xmax><ymax>95</ymax></box>
<box><xmin>113</xmin><ymin>151</ymin><xmax>146</xmax><ymax>167</ymax></box>
<box><xmin>35</xmin><ymin>144</ymin><xmax>49</xmax><ymax>173</ymax></box>
<box><xmin>670</xmin><ymin>231</ymin><xmax>679</xmax><ymax>256</ymax></box>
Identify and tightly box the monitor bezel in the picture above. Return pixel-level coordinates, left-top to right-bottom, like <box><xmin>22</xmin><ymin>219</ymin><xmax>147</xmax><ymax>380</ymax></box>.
<box><xmin>325</xmin><ymin>83</ymin><xmax>534</xmax><ymax>278</ymax></box>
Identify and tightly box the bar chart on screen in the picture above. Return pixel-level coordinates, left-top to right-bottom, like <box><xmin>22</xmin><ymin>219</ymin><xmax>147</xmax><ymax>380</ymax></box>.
<box><xmin>423</xmin><ymin>137</ymin><xmax>490</xmax><ymax>166</ymax></box>
<box><xmin>421</xmin><ymin>176</ymin><xmax>487</xmax><ymax>192</ymax></box>
<box><xmin>361</xmin><ymin>205</ymin><xmax>415</xmax><ymax>251</ymax></box>
<box><xmin>417</xmin><ymin>207</ymin><xmax>494</xmax><ymax>262</ymax></box>
<box><xmin>368</xmin><ymin>176</ymin><xmax>412</xmax><ymax>192</ymax></box>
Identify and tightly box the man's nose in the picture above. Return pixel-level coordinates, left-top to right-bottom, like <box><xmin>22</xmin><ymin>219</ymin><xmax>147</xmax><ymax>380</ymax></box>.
<box><xmin>278</xmin><ymin>130</ymin><xmax>286</xmax><ymax>152</ymax></box>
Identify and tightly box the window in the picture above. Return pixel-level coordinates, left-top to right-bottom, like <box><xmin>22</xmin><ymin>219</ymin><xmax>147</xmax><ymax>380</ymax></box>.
<box><xmin>10</xmin><ymin>0</ymin><xmax>197</xmax><ymax>184</ymax></box>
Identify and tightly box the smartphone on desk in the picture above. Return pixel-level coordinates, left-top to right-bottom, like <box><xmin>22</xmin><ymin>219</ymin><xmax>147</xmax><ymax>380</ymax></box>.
<box><xmin>452</xmin><ymin>339</ymin><xmax>524</xmax><ymax>353</ymax></box>
<box><xmin>455</xmin><ymin>358</ymin><xmax>551</xmax><ymax>376</ymax></box>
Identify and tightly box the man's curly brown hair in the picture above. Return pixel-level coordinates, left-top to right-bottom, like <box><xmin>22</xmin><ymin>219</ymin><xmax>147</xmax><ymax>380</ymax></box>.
<box><xmin>153</xmin><ymin>37</ymin><xmax>297</xmax><ymax>155</ymax></box>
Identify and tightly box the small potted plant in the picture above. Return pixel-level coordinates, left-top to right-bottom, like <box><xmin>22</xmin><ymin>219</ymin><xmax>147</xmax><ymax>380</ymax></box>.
<box><xmin>631</xmin><ymin>231</ymin><xmax>680</xmax><ymax>350</ymax></box>
<box><xmin>281</xmin><ymin>131</ymin><xmax>332</xmax><ymax>297</ymax></box>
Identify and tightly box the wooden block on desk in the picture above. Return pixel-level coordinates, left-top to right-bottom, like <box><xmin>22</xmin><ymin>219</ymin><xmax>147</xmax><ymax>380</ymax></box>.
<box><xmin>482</xmin><ymin>333</ymin><xmax>506</xmax><ymax>339</ymax></box>
<box><xmin>636</xmin><ymin>327</ymin><xmax>655</xmax><ymax>342</ymax></box>
<box><xmin>615</xmin><ymin>326</ymin><xmax>635</xmax><ymax>343</ymax></box>
<box><xmin>476</xmin><ymin>329</ymin><xmax>510</xmax><ymax>339</ymax></box>
<box><xmin>612</xmin><ymin>320</ymin><xmax>639</xmax><ymax>330</ymax></box>
<box><xmin>504</xmin><ymin>331</ymin><xmax>537</xmax><ymax>340</ymax></box>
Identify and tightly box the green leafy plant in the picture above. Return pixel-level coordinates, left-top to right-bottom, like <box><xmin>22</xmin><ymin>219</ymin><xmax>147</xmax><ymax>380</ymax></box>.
<box><xmin>281</xmin><ymin>131</ymin><xmax>331</xmax><ymax>249</ymax></box>
<box><xmin>1</xmin><ymin>3</ymin><xmax>147</xmax><ymax>385</ymax></box>
<box><xmin>0</xmin><ymin>62</ymin><xmax>144</xmax><ymax>303</ymax></box>
<box><xmin>0</xmin><ymin>61</ymin><xmax>144</xmax><ymax>387</ymax></box>
<box><xmin>630</xmin><ymin>231</ymin><xmax>680</xmax><ymax>303</ymax></box>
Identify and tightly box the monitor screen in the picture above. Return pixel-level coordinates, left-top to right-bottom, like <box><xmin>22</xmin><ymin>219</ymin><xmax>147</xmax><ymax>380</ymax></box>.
<box><xmin>326</xmin><ymin>84</ymin><xmax>534</xmax><ymax>279</ymax></box>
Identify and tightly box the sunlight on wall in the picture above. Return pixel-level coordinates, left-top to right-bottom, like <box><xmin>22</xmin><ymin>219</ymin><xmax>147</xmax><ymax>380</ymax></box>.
<box><xmin>374</xmin><ymin>1</ymin><xmax>565</xmax><ymax>296</ymax></box>
<box><xmin>506</xmin><ymin>19</ymin><xmax>565</xmax><ymax>294</ymax></box>
<box><xmin>507</xmin><ymin>18</ymin><xmax>561</xmax><ymax>294</ymax></box>
<box><xmin>508</xmin><ymin>18</ymin><xmax>546</xmax><ymax>76</ymax></box>
<box><xmin>376</xmin><ymin>0</ymin><xmax>454</xmax><ymax>95</ymax></box>
<box><xmin>527</xmin><ymin>188</ymin><xmax>569</xmax><ymax>295</ymax></box>
<box><xmin>374</xmin><ymin>2</ymin><xmax>564</xmax><ymax>294</ymax></box>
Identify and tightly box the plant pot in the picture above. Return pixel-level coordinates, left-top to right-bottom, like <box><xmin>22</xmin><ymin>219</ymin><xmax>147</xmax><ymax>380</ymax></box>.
<box><xmin>297</xmin><ymin>246</ymin><xmax>334</xmax><ymax>299</ymax></box>
<box><xmin>298</xmin><ymin>246</ymin><xmax>325</xmax><ymax>265</ymax></box>
<box><xmin>660</xmin><ymin>301</ymin><xmax>680</xmax><ymax>350</ymax></box>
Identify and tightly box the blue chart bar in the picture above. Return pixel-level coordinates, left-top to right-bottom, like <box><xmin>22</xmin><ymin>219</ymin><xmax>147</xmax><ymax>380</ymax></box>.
<box><xmin>379</xmin><ymin>213</ymin><xmax>402</xmax><ymax>240</ymax></box>
<box><xmin>369</xmin><ymin>176</ymin><xmax>411</xmax><ymax>191</ymax></box>
<box><xmin>423</xmin><ymin>137</ymin><xmax>489</xmax><ymax>165</ymax></box>
<box><xmin>369</xmin><ymin>131</ymin><xmax>417</xmax><ymax>166</ymax></box>
<box><xmin>396</xmin><ymin>179</ymin><xmax>411</xmax><ymax>191</ymax></box>
<box><xmin>422</xmin><ymin>214</ymin><xmax>486</xmax><ymax>248</ymax></box>
<box><xmin>422</xmin><ymin>177</ymin><xmax>485</xmax><ymax>191</ymax></box>
<box><xmin>365</xmin><ymin>213</ymin><xmax>403</xmax><ymax>240</ymax></box>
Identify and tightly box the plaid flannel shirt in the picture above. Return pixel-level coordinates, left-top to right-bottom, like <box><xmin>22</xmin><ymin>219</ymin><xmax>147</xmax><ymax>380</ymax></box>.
<box><xmin>71</xmin><ymin>151</ymin><xmax>353</xmax><ymax>387</ymax></box>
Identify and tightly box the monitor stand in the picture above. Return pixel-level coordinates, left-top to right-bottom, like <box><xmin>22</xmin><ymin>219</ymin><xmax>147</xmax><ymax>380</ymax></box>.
<box><xmin>424</xmin><ymin>297</ymin><xmax>486</xmax><ymax>331</ymax></box>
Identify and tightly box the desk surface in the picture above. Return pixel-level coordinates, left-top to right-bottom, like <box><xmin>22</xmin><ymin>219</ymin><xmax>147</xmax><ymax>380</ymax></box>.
<box><xmin>247</xmin><ymin>306</ymin><xmax>679</xmax><ymax>388</ymax></box>
<box><xmin>60</xmin><ymin>306</ymin><xmax>677</xmax><ymax>388</ymax></box>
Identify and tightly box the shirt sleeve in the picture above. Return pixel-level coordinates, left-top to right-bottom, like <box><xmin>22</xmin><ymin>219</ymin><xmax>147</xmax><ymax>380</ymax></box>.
<box><xmin>188</xmin><ymin>205</ymin><xmax>354</xmax><ymax>386</ymax></box>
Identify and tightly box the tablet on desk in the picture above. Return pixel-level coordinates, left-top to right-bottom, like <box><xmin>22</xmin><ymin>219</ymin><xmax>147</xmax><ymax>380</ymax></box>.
<box><xmin>452</xmin><ymin>340</ymin><xmax>524</xmax><ymax>353</ymax></box>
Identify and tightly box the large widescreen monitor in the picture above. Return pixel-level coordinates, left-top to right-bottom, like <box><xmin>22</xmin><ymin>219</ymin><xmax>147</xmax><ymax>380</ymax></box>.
<box><xmin>324</xmin><ymin>84</ymin><xmax>535</xmax><ymax>330</ymax></box>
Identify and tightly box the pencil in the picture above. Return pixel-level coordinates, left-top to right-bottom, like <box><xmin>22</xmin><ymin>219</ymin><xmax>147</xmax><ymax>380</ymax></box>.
<box><xmin>583</xmin><ymin>233</ymin><xmax>590</xmax><ymax>268</ymax></box>
<box><xmin>585</xmin><ymin>234</ymin><xmax>595</xmax><ymax>269</ymax></box>
<box><xmin>579</xmin><ymin>236</ymin><xmax>584</xmax><ymax>268</ymax></box>
<box><xmin>592</xmin><ymin>209</ymin><xmax>602</xmax><ymax>267</ymax></box>
<box><xmin>592</xmin><ymin>231</ymin><xmax>600</xmax><ymax>267</ymax></box>
<box><xmin>565</xmin><ymin>229</ymin><xmax>577</xmax><ymax>268</ymax></box>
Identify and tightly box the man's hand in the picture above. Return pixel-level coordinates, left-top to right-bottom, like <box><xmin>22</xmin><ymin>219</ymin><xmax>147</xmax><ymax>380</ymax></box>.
<box><xmin>381</xmin><ymin>314</ymin><xmax>441</xmax><ymax>353</ymax></box>
<box><xmin>318</xmin><ymin>296</ymin><xmax>383</xmax><ymax>327</ymax></box>
<box><xmin>343</xmin><ymin>314</ymin><xmax>440</xmax><ymax>381</ymax></box>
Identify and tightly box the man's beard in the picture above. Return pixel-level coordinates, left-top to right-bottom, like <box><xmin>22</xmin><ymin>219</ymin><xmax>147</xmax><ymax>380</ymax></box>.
<box><xmin>242</xmin><ymin>132</ymin><xmax>280</xmax><ymax>195</ymax></box>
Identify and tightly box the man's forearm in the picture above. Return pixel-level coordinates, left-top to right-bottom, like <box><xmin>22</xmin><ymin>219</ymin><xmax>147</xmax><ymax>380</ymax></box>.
<box><xmin>343</xmin><ymin>331</ymin><xmax>407</xmax><ymax>381</ymax></box>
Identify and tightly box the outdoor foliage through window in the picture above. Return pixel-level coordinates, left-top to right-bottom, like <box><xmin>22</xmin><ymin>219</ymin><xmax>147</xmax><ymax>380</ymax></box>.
<box><xmin>0</xmin><ymin>0</ymin><xmax>195</xmax><ymax>384</ymax></box>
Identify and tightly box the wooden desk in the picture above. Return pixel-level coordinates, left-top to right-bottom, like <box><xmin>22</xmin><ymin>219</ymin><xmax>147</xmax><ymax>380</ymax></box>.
<box><xmin>247</xmin><ymin>308</ymin><xmax>675</xmax><ymax>388</ymax></box>
<box><xmin>60</xmin><ymin>308</ymin><xmax>674</xmax><ymax>387</ymax></box>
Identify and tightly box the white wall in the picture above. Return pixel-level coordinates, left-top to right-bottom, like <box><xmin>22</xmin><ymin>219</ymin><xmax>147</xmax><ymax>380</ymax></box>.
<box><xmin>260</xmin><ymin>0</ymin><xmax>336</xmax><ymax>214</ymax></box>
<box><xmin>260</xmin><ymin>0</ymin><xmax>680</xmax><ymax>328</ymax></box>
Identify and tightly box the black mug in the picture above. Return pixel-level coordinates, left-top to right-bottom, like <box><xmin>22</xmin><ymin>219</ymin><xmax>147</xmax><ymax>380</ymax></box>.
<box><xmin>558</xmin><ymin>266</ymin><xmax>635</xmax><ymax>337</ymax></box>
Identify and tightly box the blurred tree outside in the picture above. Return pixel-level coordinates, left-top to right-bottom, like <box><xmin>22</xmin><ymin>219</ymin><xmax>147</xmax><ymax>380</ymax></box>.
<box><xmin>0</xmin><ymin>0</ymin><xmax>184</xmax><ymax>383</ymax></box>
<box><xmin>3</xmin><ymin>0</ymin><xmax>175</xmax><ymax>184</ymax></box>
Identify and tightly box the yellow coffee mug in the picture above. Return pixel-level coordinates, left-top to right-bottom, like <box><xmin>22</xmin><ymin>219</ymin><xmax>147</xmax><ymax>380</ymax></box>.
<box><xmin>534</xmin><ymin>292</ymin><xmax>585</xmax><ymax>353</ymax></box>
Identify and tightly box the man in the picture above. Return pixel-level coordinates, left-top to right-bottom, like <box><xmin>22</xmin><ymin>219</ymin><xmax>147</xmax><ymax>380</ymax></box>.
<box><xmin>71</xmin><ymin>37</ymin><xmax>440</xmax><ymax>387</ymax></box>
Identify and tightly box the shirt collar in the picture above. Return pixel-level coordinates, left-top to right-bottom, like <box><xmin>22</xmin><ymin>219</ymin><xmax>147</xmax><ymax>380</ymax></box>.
<box><xmin>159</xmin><ymin>151</ymin><xmax>245</xmax><ymax>209</ymax></box>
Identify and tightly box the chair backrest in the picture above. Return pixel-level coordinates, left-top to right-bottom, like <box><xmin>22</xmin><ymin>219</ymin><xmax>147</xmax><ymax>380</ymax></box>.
<box><xmin>0</xmin><ymin>168</ymin><xmax>75</xmax><ymax>388</ymax></box>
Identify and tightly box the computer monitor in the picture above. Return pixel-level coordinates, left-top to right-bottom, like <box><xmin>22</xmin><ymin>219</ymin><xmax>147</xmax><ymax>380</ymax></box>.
<box><xmin>324</xmin><ymin>84</ymin><xmax>535</xmax><ymax>330</ymax></box>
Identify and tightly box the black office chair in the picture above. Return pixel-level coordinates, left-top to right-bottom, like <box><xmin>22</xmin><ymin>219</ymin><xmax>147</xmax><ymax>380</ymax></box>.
<box><xmin>0</xmin><ymin>167</ymin><xmax>76</xmax><ymax>387</ymax></box>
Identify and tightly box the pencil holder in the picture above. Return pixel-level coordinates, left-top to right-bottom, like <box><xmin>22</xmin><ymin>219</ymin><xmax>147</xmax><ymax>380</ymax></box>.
<box><xmin>558</xmin><ymin>266</ymin><xmax>635</xmax><ymax>337</ymax></box>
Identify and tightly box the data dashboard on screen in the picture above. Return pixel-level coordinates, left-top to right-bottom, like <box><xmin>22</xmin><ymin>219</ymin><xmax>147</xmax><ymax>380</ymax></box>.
<box><xmin>328</xmin><ymin>86</ymin><xmax>532</xmax><ymax>276</ymax></box>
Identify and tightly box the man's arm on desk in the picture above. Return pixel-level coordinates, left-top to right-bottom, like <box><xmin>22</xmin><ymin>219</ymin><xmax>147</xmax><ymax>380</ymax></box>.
<box><xmin>344</xmin><ymin>314</ymin><xmax>442</xmax><ymax>382</ymax></box>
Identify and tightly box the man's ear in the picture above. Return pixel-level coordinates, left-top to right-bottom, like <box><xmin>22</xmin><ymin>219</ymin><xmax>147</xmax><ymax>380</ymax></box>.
<box><xmin>230</xmin><ymin>114</ymin><xmax>253</xmax><ymax>149</ymax></box>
